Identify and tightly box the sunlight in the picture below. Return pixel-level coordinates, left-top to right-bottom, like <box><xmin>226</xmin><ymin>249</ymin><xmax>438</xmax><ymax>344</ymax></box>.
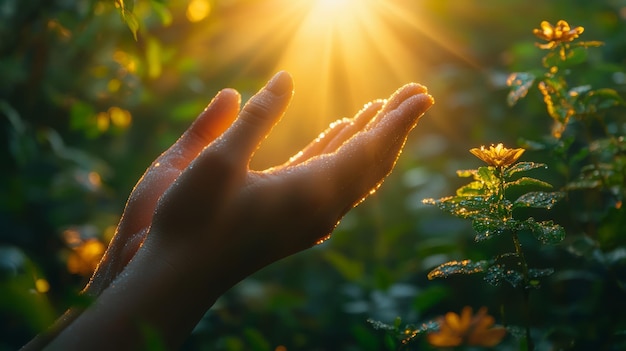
<box><xmin>309</xmin><ymin>0</ymin><xmax>361</xmax><ymax>26</ymax></box>
<box><xmin>184</xmin><ymin>0</ymin><xmax>475</xmax><ymax>166</ymax></box>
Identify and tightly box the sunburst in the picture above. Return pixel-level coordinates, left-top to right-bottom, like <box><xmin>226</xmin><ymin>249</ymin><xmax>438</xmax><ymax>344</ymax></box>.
<box><xmin>184</xmin><ymin>0</ymin><xmax>475</xmax><ymax>165</ymax></box>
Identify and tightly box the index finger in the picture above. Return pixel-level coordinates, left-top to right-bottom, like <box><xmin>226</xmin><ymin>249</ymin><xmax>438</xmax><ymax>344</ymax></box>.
<box><xmin>214</xmin><ymin>71</ymin><xmax>294</xmax><ymax>167</ymax></box>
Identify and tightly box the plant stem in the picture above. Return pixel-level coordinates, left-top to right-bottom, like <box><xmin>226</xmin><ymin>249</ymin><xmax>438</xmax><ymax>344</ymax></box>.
<box><xmin>512</xmin><ymin>231</ymin><xmax>534</xmax><ymax>351</ymax></box>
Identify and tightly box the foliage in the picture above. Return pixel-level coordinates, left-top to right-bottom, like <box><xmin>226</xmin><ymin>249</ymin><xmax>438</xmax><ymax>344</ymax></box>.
<box><xmin>370</xmin><ymin>19</ymin><xmax>626</xmax><ymax>351</ymax></box>
<box><xmin>2</xmin><ymin>1</ymin><xmax>626</xmax><ymax>351</ymax></box>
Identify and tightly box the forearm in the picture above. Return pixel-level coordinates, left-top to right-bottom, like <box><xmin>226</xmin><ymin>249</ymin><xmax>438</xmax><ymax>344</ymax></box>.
<box><xmin>45</xmin><ymin>241</ymin><xmax>227</xmax><ymax>351</ymax></box>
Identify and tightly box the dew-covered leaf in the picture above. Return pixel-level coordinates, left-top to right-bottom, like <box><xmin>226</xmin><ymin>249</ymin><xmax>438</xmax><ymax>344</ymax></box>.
<box><xmin>458</xmin><ymin>196</ymin><xmax>493</xmax><ymax>215</ymax></box>
<box><xmin>472</xmin><ymin>216</ymin><xmax>507</xmax><ymax>242</ymax></box>
<box><xmin>527</xmin><ymin>268</ymin><xmax>555</xmax><ymax>288</ymax></box>
<box><xmin>424</xmin><ymin>196</ymin><xmax>488</xmax><ymax>219</ymax></box>
<box><xmin>457</xmin><ymin>181</ymin><xmax>487</xmax><ymax>196</ymax></box>
<box><xmin>427</xmin><ymin>260</ymin><xmax>489</xmax><ymax>280</ymax></box>
<box><xmin>504</xmin><ymin>162</ymin><xmax>547</xmax><ymax>178</ymax></box>
<box><xmin>484</xmin><ymin>264</ymin><xmax>523</xmax><ymax>287</ymax></box>
<box><xmin>367</xmin><ymin>318</ymin><xmax>397</xmax><ymax>332</ymax></box>
<box><xmin>457</xmin><ymin>169</ymin><xmax>477</xmax><ymax>178</ymax></box>
<box><xmin>505</xmin><ymin>177</ymin><xmax>553</xmax><ymax>190</ymax></box>
<box><xmin>506</xmin><ymin>72</ymin><xmax>535</xmax><ymax>106</ymax></box>
<box><xmin>513</xmin><ymin>191</ymin><xmax>564</xmax><ymax>209</ymax></box>
<box><xmin>400</xmin><ymin>321</ymin><xmax>440</xmax><ymax>344</ymax></box>
<box><xmin>523</xmin><ymin>218</ymin><xmax>566</xmax><ymax>244</ymax></box>
<box><xmin>529</xmin><ymin>268</ymin><xmax>555</xmax><ymax>279</ymax></box>
<box><xmin>477</xmin><ymin>166</ymin><xmax>499</xmax><ymax>190</ymax></box>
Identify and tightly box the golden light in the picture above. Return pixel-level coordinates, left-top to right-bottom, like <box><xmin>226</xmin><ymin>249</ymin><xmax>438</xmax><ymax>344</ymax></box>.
<box><xmin>88</xmin><ymin>171</ymin><xmax>102</xmax><ymax>187</ymax></box>
<box><xmin>108</xmin><ymin>106</ymin><xmax>132</xmax><ymax>128</ymax></box>
<box><xmin>35</xmin><ymin>278</ymin><xmax>50</xmax><ymax>294</ymax></box>
<box><xmin>67</xmin><ymin>239</ymin><xmax>106</xmax><ymax>276</ymax></box>
<box><xmin>182</xmin><ymin>0</ymin><xmax>475</xmax><ymax>166</ymax></box>
<box><xmin>186</xmin><ymin>0</ymin><xmax>211</xmax><ymax>23</ymax></box>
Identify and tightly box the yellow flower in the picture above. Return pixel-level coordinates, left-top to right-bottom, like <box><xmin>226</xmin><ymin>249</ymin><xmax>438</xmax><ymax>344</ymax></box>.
<box><xmin>427</xmin><ymin>306</ymin><xmax>507</xmax><ymax>347</ymax></box>
<box><xmin>533</xmin><ymin>20</ymin><xmax>584</xmax><ymax>49</ymax></box>
<box><xmin>470</xmin><ymin>143</ymin><xmax>525</xmax><ymax>168</ymax></box>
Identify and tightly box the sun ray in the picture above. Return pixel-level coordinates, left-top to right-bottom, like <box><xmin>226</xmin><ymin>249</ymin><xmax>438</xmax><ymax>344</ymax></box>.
<box><xmin>183</xmin><ymin>0</ymin><xmax>474</xmax><ymax>166</ymax></box>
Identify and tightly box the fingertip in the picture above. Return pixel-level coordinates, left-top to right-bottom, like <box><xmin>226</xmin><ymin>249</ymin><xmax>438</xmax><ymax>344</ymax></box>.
<box><xmin>211</xmin><ymin>88</ymin><xmax>241</xmax><ymax>108</ymax></box>
<box><xmin>380</xmin><ymin>83</ymin><xmax>431</xmax><ymax>115</ymax></box>
<box><xmin>265</xmin><ymin>71</ymin><xmax>294</xmax><ymax>96</ymax></box>
<box><xmin>402</xmin><ymin>83</ymin><xmax>429</xmax><ymax>95</ymax></box>
<box><xmin>397</xmin><ymin>93</ymin><xmax>435</xmax><ymax>125</ymax></box>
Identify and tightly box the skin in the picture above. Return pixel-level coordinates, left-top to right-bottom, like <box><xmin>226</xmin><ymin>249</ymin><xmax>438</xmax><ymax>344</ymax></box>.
<box><xmin>23</xmin><ymin>71</ymin><xmax>434</xmax><ymax>350</ymax></box>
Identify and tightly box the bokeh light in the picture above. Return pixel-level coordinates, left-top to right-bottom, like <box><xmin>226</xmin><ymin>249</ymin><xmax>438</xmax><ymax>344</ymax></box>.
<box><xmin>187</xmin><ymin>0</ymin><xmax>211</xmax><ymax>23</ymax></box>
<box><xmin>66</xmin><ymin>239</ymin><xmax>106</xmax><ymax>277</ymax></box>
<box><xmin>34</xmin><ymin>278</ymin><xmax>50</xmax><ymax>294</ymax></box>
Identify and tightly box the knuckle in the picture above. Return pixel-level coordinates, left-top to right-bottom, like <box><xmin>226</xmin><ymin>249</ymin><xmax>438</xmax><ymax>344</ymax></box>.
<box><xmin>241</xmin><ymin>95</ymin><xmax>275</xmax><ymax>126</ymax></box>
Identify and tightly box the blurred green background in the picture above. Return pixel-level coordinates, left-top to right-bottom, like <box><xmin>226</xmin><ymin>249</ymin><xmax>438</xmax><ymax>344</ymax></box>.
<box><xmin>1</xmin><ymin>0</ymin><xmax>625</xmax><ymax>350</ymax></box>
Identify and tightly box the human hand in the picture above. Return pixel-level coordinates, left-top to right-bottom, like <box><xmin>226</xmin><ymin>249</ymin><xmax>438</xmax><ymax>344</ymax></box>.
<box><xmin>87</xmin><ymin>71</ymin><xmax>434</xmax><ymax>297</ymax></box>
<box><xmin>37</xmin><ymin>71</ymin><xmax>433</xmax><ymax>350</ymax></box>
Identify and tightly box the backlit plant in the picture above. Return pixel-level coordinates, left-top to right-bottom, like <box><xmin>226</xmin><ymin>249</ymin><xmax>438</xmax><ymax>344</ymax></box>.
<box><xmin>370</xmin><ymin>19</ymin><xmax>626</xmax><ymax>350</ymax></box>
<box><xmin>421</xmin><ymin>143</ymin><xmax>564</xmax><ymax>349</ymax></box>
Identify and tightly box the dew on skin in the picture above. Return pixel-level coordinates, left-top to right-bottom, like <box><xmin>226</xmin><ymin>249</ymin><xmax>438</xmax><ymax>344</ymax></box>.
<box><xmin>288</xmin><ymin>151</ymin><xmax>304</xmax><ymax>164</ymax></box>
<box><xmin>315</xmin><ymin>234</ymin><xmax>331</xmax><ymax>245</ymax></box>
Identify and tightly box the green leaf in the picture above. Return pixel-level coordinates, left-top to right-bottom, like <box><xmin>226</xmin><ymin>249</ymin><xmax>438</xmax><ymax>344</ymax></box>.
<box><xmin>528</xmin><ymin>268</ymin><xmax>555</xmax><ymax>279</ymax></box>
<box><xmin>506</xmin><ymin>72</ymin><xmax>535</xmax><ymax>106</ymax></box>
<box><xmin>472</xmin><ymin>215</ymin><xmax>507</xmax><ymax>241</ymax></box>
<box><xmin>456</xmin><ymin>169</ymin><xmax>477</xmax><ymax>178</ymax></box>
<box><xmin>513</xmin><ymin>191</ymin><xmax>564</xmax><ymax>209</ymax></box>
<box><xmin>427</xmin><ymin>259</ymin><xmax>489</xmax><ymax>280</ymax></box>
<box><xmin>367</xmin><ymin>319</ymin><xmax>396</xmax><ymax>332</ymax></box>
<box><xmin>477</xmin><ymin>166</ymin><xmax>499</xmax><ymax>191</ymax></box>
<box><xmin>484</xmin><ymin>264</ymin><xmax>523</xmax><ymax>287</ymax></box>
<box><xmin>563</xmin><ymin>46</ymin><xmax>589</xmax><ymax>65</ymax></box>
<box><xmin>504</xmin><ymin>162</ymin><xmax>547</xmax><ymax>178</ymax></box>
<box><xmin>582</xmin><ymin>88</ymin><xmax>625</xmax><ymax>110</ymax></box>
<box><xmin>116</xmin><ymin>0</ymin><xmax>139</xmax><ymax>40</ymax></box>
<box><xmin>523</xmin><ymin>218</ymin><xmax>566</xmax><ymax>244</ymax></box>
<box><xmin>423</xmin><ymin>196</ymin><xmax>485</xmax><ymax>219</ymax></box>
<box><xmin>115</xmin><ymin>0</ymin><xmax>134</xmax><ymax>12</ymax></box>
<box><xmin>456</xmin><ymin>181</ymin><xmax>487</xmax><ymax>196</ymax></box>
<box><xmin>576</xmin><ymin>40</ymin><xmax>604</xmax><ymax>48</ymax></box>
<box><xmin>505</xmin><ymin>176</ymin><xmax>553</xmax><ymax>190</ymax></box>
<box><xmin>543</xmin><ymin>46</ymin><xmax>588</xmax><ymax>68</ymax></box>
